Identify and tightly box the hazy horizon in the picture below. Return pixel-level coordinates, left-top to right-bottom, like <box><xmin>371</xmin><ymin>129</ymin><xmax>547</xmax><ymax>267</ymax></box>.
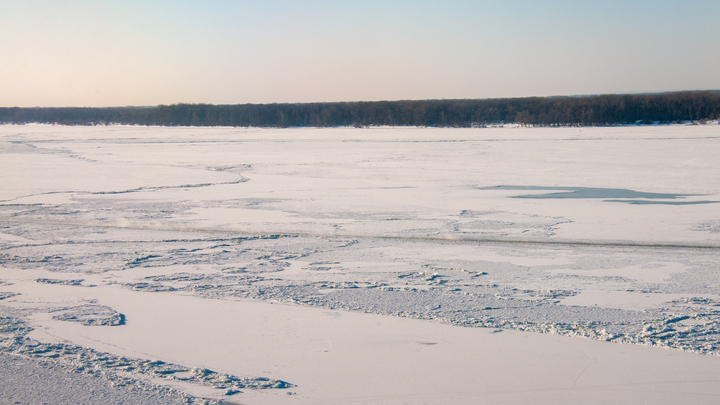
<box><xmin>6</xmin><ymin>89</ymin><xmax>720</xmax><ymax>110</ymax></box>
<box><xmin>2</xmin><ymin>0</ymin><xmax>719</xmax><ymax>108</ymax></box>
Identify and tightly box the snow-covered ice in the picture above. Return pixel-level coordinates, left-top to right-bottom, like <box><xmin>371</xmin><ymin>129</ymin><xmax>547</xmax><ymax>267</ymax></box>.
<box><xmin>1</xmin><ymin>123</ymin><xmax>719</xmax><ymax>404</ymax></box>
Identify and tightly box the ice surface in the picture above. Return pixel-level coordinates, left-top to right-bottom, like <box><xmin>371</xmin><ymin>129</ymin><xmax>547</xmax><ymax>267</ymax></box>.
<box><xmin>1</xmin><ymin>123</ymin><xmax>720</xmax><ymax>403</ymax></box>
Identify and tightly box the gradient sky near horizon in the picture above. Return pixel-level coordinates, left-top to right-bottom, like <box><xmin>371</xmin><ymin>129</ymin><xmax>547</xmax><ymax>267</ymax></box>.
<box><xmin>2</xmin><ymin>0</ymin><xmax>719</xmax><ymax>107</ymax></box>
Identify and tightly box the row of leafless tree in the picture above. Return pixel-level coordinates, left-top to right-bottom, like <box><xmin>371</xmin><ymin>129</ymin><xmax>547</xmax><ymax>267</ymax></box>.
<box><xmin>2</xmin><ymin>91</ymin><xmax>718</xmax><ymax>127</ymax></box>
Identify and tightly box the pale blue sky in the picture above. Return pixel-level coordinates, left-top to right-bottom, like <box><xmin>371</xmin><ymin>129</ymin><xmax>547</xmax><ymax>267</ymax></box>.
<box><xmin>1</xmin><ymin>0</ymin><xmax>718</xmax><ymax>107</ymax></box>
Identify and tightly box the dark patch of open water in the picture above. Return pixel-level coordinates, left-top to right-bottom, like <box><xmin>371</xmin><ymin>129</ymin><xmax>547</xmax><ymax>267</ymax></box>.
<box><xmin>480</xmin><ymin>186</ymin><xmax>717</xmax><ymax>205</ymax></box>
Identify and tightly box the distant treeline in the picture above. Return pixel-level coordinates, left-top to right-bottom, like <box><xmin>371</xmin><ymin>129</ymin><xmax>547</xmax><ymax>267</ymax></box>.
<box><xmin>2</xmin><ymin>91</ymin><xmax>719</xmax><ymax>128</ymax></box>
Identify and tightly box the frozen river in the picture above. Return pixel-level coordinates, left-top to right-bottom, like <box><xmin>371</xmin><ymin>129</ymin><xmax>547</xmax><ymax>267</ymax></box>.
<box><xmin>1</xmin><ymin>123</ymin><xmax>720</xmax><ymax>404</ymax></box>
